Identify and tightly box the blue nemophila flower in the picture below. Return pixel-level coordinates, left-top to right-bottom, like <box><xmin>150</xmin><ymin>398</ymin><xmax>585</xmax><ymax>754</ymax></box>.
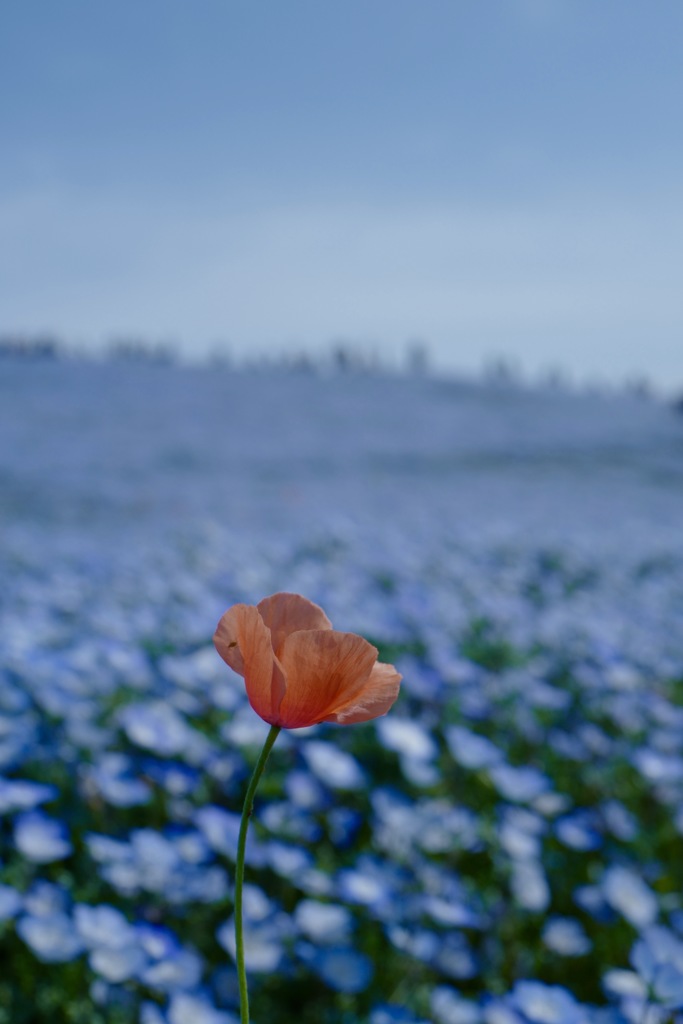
<box><xmin>603</xmin><ymin>969</ymin><xmax>666</xmax><ymax>1024</ymax></box>
<box><xmin>301</xmin><ymin>740</ymin><xmax>365</xmax><ymax>790</ymax></box>
<box><xmin>202</xmin><ymin>749</ymin><xmax>248</xmax><ymax>794</ymax></box>
<box><xmin>386</xmin><ymin>923</ymin><xmax>478</xmax><ymax>979</ymax></box>
<box><xmin>192</xmin><ymin>802</ymin><xmax>266</xmax><ymax>868</ymax></box>
<box><xmin>0</xmin><ymin>678</ymin><xmax>30</xmax><ymax>713</ymax></box>
<box><xmin>335</xmin><ymin>856</ymin><xmax>404</xmax><ymax>919</ymax></box>
<box><xmin>542</xmin><ymin>917</ymin><xmax>592</xmax><ymax>957</ymax></box>
<box><xmin>632</xmin><ymin>747</ymin><xmax>683</xmax><ymax>785</ymax></box>
<box><xmin>601</xmin><ymin>800</ymin><xmax>637</xmax><ymax>841</ymax></box>
<box><xmin>507</xmin><ymin>980</ymin><xmax>587</xmax><ymax>1024</ymax></box>
<box><xmin>147</xmin><ymin>760</ymin><xmax>204</xmax><ymax>797</ymax></box>
<box><xmin>8</xmin><ymin>372</ymin><xmax>683</xmax><ymax>1018</ymax></box>
<box><xmin>394</xmin><ymin>655</ymin><xmax>445</xmax><ymax>703</ymax></box>
<box><xmin>167</xmin><ymin>991</ymin><xmax>238</xmax><ymax>1024</ymax></box>
<box><xmin>260</xmin><ymin>799</ymin><xmax>323</xmax><ymax>843</ymax></box>
<box><xmin>534</xmin><ymin>791</ymin><xmax>570</xmax><ymax>818</ymax></box>
<box><xmin>120</xmin><ymin>701</ymin><xmax>206</xmax><ymax>760</ymax></box>
<box><xmin>127</xmin><ymin>827</ymin><xmax>177</xmax><ymax>868</ymax></box>
<box><xmin>434</xmin><ymin>932</ymin><xmax>479</xmax><ymax>980</ymax></box>
<box><xmin>489</xmin><ymin>764</ymin><xmax>551</xmax><ymax>804</ymax></box>
<box><xmin>283</xmin><ymin>768</ymin><xmax>328</xmax><ymax>811</ymax></box>
<box><xmin>400</xmin><ymin>754</ymin><xmax>442</xmax><ymax>787</ymax></box>
<box><xmin>13</xmin><ymin>810</ymin><xmax>73</xmax><ymax>862</ymax></box>
<box><xmin>416</xmin><ymin>862</ymin><xmax>486</xmax><ymax>929</ymax></box>
<box><xmin>0</xmin><ymin>716</ymin><xmax>36</xmax><ymax>771</ymax></box>
<box><xmin>135</xmin><ymin>922</ymin><xmax>181</xmax><ymax>961</ymax></box>
<box><xmin>0</xmin><ymin>778</ymin><xmax>57</xmax><ymax>813</ymax></box>
<box><xmin>112</xmin><ymin>828</ymin><xmax>179</xmax><ymax>893</ymax></box>
<box><xmin>548</xmin><ymin>730</ymin><xmax>587</xmax><ymax>762</ymax></box>
<box><xmin>74</xmin><ymin>903</ymin><xmax>134</xmax><ymax>949</ymax></box>
<box><xmin>372</xmin><ymin>787</ymin><xmax>480</xmax><ymax>857</ymax></box>
<box><xmin>510</xmin><ymin>859</ymin><xmax>551</xmax><ymax>912</ymax></box>
<box><xmin>16</xmin><ymin>911</ymin><xmax>85</xmax><ymax>963</ymax></box>
<box><xmin>217</xmin><ymin>884</ymin><xmax>291</xmax><ymax>973</ymax></box>
<box><xmin>140</xmin><ymin>945</ymin><xmax>204</xmax><ymax>994</ymax></box>
<box><xmin>0</xmin><ymin>883</ymin><xmax>22</xmax><ymax>920</ymax></box>
<box><xmin>603</xmin><ymin>929</ymin><xmax>683</xmax><ymax>1024</ymax></box>
<box><xmin>420</xmin><ymin>893</ymin><xmax>484</xmax><ymax>930</ymax></box>
<box><xmin>159</xmin><ymin>646</ymin><xmax>226</xmax><ymax>692</ymax></box>
<box><xmin>601</xmin><ymin>865</ymin><xmax>658</xmax><ymax>928</ymax></box>
<box><xmin>526</xmin><ymin>679</ymin><xmax>572</xmax><ymax>713</ymax></box>
<box><xmin>371</xmin><ymin>1005</ymin><xmax>431</xmax><ymax>1024</ymax></box>
<box><xmin>293</xmin><ymin>899</ymin><xmax>353</xmax><ymax>944</ymax></box>
<box><xmin>140</xmin><ymin>1003</ymin><xmax>168</xmax><ymax>1024</ymax></box>
<box><xmin>263</xmin><ymin>840</ymin><xmax>313</xmax><ymax>881</ymax></box>
<box><xmin>499</xmin><ymin>808</ymin><xmax>546</xmax><ymax>860</ymax></box>
<box><xmin>90</xmin><ymin>943</ymin><xmax>148</xmax><ymax>983</ymax></box>
<box><xmin>326</xmin><ymin>805</ymin><xmax>362</xmax><ymax>847</ymax></box>
<box><xmin>445</xmin><ymin>725</ymin><xmax>503</xmax><ymax>770</ymax></box>
<box><xmin>86</xmin><ymin>826</ymin><xmax>229</xmax><ymax>902</ymax></box>
<box><xmin>431</xmin><ymin>986</ymin><xmax>482</xmax><ymax>1024</ymax></box>
<box><xmin>630</xmin><ymin>926</ymin><xmax>683</xmax><ymax>1006</ymax></box>
<box><xmin>385</xmin><ymin>923</ymin><xmax>438</xmax><ymax>962</ymax></box>
<box><xmin>573</xmin><ymin>884</ymin><xmax>613</xmax><ymax>923</ymax></box>
<box><xmin>85</xmin><ymin>753</ymin><xmax>151</xmax><ymax>807</ymax></box>
<box><xmin>602</xmin><ymin>967</ymin><xmax>647</xmax><ymax>1003</ymax></box>
<box><xmin>174</xmin><ymin>829</ymin><xmax>212</xmax><ymax>865</ymax></box>
<box><xmin>194</xmin><ymin>806</ymin><xmax>244</xmax><ymax>860</ymax></box>
<box><xmin>220</xmin><ymin>708</ymin><xmax>272</xmax><ymax>749</ymax></box>
<box><xmin>86</xmin><ymin>832</ymin><xmax>129</xmax><ymax>864</ymax></box>
<box><xmin>217</xmin><ymin>916</ymin><xmax>285</xmax><ymax>974</ymax></box>
<box><xmin>376</xmin><ymin>716</ymin><xmax>438</xmax><ymax>761</ymax></box>
<box><xmin>297</xmin><ymin>943</ymin><xmax>374</xmax><ymax>994</ymax></box>
<box><xmin>74</xmin><ymin>903</ymin><xmax>148</xmax><ymax>982</ymax></box>
<box><xmin>555</xmin><ymin>811</ymin><xmax>602</xmax><ymax>852</ymax></box>
<box><xmin>23</xmin><ymin>880</ymin><xmax>69</xmax><ymax>916</ymax></box>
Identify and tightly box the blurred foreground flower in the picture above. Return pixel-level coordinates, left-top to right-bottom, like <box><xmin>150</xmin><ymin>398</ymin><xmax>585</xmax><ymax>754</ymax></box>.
<box><xmin>214</xmin><ymin>591</ymin><xmax>401</xmax><ymax>728</ymax></box>
<box><xmin>214</xmin><ymin>592</ymin><xmax>401</xmax><ymax>1024</ymax></box>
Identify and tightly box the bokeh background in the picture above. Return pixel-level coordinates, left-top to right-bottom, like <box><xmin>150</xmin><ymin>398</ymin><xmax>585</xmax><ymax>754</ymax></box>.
<box><xmin>3</xmin><ymin>0</ymin><xmax>683</xmax><ymax>387</ymax></box>
<box><xmin>2</xmin><ymin>5</ymin><xmax>683</xmax><ymax>1024</ymax></box>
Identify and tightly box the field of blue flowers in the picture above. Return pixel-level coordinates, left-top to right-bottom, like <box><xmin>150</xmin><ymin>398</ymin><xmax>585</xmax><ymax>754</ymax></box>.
<box><xmin>2</xmin><ymin>360</ymin><xmax>683</xmax><ymax>1024</ymax></box>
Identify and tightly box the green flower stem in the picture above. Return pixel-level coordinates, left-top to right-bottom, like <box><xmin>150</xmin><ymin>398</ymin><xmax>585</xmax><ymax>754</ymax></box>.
<box><xmin>235</xmin><ymin>723</ymin><xmax>281</xmax><ymax>1024</ymax></box>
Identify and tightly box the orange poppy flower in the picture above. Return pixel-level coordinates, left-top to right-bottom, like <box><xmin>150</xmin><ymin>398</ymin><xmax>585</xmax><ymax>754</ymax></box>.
<box><xmin>214</xmin><ymin>592</ymin><xmax>401</xmax><ymax>729</ymax></box>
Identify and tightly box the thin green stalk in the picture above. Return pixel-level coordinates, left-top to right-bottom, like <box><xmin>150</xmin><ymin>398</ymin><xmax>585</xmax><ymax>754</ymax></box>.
<box><xmin>235</xmin><ymin>723</ymin><xmax>281</xmax><ymax>1024</ymax></box>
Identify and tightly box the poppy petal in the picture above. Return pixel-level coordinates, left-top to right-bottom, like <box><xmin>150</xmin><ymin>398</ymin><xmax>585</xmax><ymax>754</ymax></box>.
<box><xmin>326</xmin><ymin>661</ymin><xmax>402</xmax><ymax>725</ymax></box>
<box><xmin>213</xmin><ymin>604</ymin><xmax>248</xmax><ymax>676</ymax></box>
<box><xmin>257</xmin><ymin>592</ymin><xmax>333</xmax><ymax>655</ymax></box>
<box><xmin>276</xmin><ymin>630</ymin><xmax>378</xmax><ymax>728</ymax></box>
<box><xmin>214</xmin><ymin>604</ymin><xmax>285</xmax><ymax>723</ymax></box>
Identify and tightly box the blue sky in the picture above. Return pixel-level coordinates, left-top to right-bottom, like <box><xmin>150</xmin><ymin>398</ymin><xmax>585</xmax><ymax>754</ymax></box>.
<box><xmin>2</xmin><ymin>1</ymin><xmax>683</xmax><ymax>388</ymax></box>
